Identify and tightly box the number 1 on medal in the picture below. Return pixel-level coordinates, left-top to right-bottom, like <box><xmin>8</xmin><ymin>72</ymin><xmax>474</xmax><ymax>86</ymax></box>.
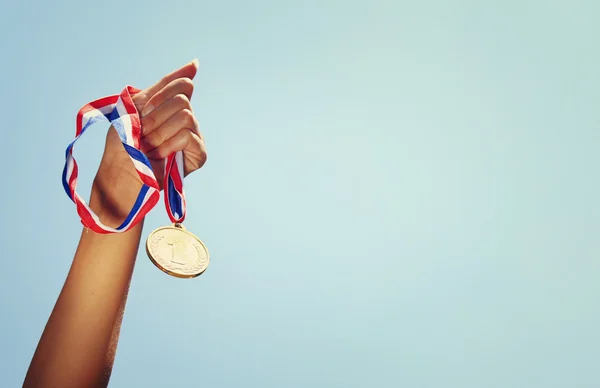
<box><xmin>167</xmin><ymin>239</ymin><xmax>185</xmax><ymax>265</ymax></box>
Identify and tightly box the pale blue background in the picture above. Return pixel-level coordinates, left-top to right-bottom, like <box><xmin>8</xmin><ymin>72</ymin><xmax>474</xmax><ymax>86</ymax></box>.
<box><xmin>1</xmin><ymin>0</ymin><xmax>599</xmax><ymax>387</ymax></box>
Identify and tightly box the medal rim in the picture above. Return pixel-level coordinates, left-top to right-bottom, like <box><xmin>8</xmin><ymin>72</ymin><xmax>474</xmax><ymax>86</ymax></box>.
<box><xmin>146</xmin><ymin>224</ymin><xmax>210</xmax><ymax>279</ymax></box>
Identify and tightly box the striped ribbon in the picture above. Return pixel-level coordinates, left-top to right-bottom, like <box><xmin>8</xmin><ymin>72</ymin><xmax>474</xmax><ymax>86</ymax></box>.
<box><xmin>62</xmin><ymin>86</ymin><xmax>186</xmax><ymax>233</ymax></box>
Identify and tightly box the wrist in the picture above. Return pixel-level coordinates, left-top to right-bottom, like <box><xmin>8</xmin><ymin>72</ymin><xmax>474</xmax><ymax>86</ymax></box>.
<box><xmin>89</xmin><ymin>183</ymin><xmax>126</xmax><ymax>228</ymax></box>
<box><xmin>90</xmin><ymin>170</ymin><xmax>142</xmax><ymax>228</ymax></box>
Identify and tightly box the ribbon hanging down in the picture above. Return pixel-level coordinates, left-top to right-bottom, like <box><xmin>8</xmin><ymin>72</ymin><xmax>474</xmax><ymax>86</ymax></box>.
<box><xmin>62</xmin><ymin>86</ymin><xmax>186</xmax><ymax>234</ymax></box>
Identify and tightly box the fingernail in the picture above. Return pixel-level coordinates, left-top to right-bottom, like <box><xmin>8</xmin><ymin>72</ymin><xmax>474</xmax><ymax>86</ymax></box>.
<box><xmin>141</xmin><ymin>104</ymin><xmax>154</xmax><ymax>117</ymax></box>
<box><xmin>191</xmin><ymin>58</ymin><xmax>199</xmax><ymax>67</ymax></box>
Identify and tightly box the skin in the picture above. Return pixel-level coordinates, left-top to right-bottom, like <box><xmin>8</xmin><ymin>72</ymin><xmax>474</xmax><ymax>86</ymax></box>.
<box><xmin>23</xmin><ymin>60</ymin><xmax>207</xmax><ymax>388</ymax></box>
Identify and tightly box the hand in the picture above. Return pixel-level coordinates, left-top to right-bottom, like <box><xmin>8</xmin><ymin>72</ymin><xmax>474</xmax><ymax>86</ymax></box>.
<box><xmin>92</xmin><ymin>60</ymin><xmax>207</xmax><ymax>225</ymax></box>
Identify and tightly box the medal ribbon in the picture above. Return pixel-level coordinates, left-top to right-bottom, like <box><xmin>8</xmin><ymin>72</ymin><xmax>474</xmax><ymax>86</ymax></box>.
<box><xmin>62</xmin><ymin>86</ymin><xmax>186</xmax><ymax>233</ymax></box>
<box><xmin>164</xmin><ymin>150</ymin><xmax>186</xmax><ymax>224</ymax></box>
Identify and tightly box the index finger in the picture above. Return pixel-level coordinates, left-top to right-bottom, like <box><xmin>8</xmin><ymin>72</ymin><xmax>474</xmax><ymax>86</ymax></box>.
<box><xmin>142</xmin><ymin>59</ymin><xmax>199</xmax><ymax>100</ymax></box>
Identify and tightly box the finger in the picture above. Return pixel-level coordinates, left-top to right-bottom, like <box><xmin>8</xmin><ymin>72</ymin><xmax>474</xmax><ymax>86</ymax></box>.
<box><xmin>141</xmin><ymin>93</ymin><xmax>192</xmax><ymax>136</ymax></box>
<box><xmin>141</xmin><ymin>59</ymin><xmax>198</xmax><ymax>101</ymax></box>
<box><xmin>141</xmin><ymin>109</ymin><xmax>197</xmax><ymax>152</ymax></box>
<box><xmin>145</xmin><ymin>128</ymin><xmax>201</xmax><ymax>161</ymax></box>
<box><xmin>141</xmin><ymin>77</ymin><xmax>194</xmax><ymax>117</ymax></box>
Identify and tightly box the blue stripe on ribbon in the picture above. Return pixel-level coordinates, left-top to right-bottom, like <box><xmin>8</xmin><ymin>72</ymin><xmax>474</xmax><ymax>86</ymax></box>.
<box><xmin>116</xmin><ymin>184</ymin><xmax>150</xmax><ymax>230</ymax></box>
<box><xmin>167</xmin><ymin>175</ymin><xmax>182</xmax><ymax>220</ymax></box>
<box><xmin>106</xmin><ymin>106</ymin><xmax>120</xmax><ymax>122</ymax></box>
<box><xmin>62</xmin><ymin>153</ymin><xmax>74</xmax><ymax>201</ymax></box>
<box><xmin>123</xmin><ymin>143</ymin><xmax>153</xmax><ymax>169</ymax></box>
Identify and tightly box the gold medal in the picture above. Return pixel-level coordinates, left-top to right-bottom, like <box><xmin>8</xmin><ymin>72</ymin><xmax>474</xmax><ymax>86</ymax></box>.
<box><xmin>146</xmin><ymin>223</ymin><xmax>210</xmax><ymax>278</ymax></box>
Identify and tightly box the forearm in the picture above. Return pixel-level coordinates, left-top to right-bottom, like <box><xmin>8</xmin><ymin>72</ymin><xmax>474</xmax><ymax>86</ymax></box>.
<box><xmin>24</xmin><ymin>187</ymin><xmax>143</xmax><ymax>388</ymax></box>
<box><xmin>25</xmin><ymin>59</ymin><xmax>204</xmax><ymax>387</ymax></box>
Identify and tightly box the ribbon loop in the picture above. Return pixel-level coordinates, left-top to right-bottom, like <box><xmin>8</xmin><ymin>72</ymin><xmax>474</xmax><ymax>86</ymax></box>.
<box><xmin>63</xmin><ymin>86</ymin><xmax>188</xmax><ymax>233</ymax></box>
<box><xmin>62</xmin><ymin>86</ymin><xmax>163</xmax><ymax>233</ymax></box>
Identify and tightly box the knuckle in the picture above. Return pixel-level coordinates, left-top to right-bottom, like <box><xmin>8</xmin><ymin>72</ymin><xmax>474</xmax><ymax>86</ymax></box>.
<box><xmin>149</xmin><ymin>128</ymin><xmax>169</xmax><ymax>147</ymax></box>
<box><xmin>174</xmin><ymin>93</ymin><xmax>191</xmax><ymax>108</ymax></box>
<box><xmin>145</xmin><ymin>132</ymin><xmax>160</xmax><ymax>149</ymax></box>
<box><xmin>199</xmin><ymin>149</ymin><xmax>208</xmax><ymax>168</ymax></box>
<box><xmin>156</xmin><ymin>147</ymin><xmax>168</xmax><ymax>159</ymax></box>
<box><xmin>179</xmin><ymin>108</ymin><xmax>195</xmax><ymax>123</ymax></box>
<box><xmin>194</xmin><ymin>136</ymin><xmax>208</xmax><ymax>169</ymax></box>
<box><xmin>176</xmin><ymin>77</ymin><xmax>194</xmax><ymax>94</ymax></box>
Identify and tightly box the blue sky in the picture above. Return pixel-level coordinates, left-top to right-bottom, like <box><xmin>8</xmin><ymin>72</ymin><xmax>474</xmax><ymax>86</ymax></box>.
<box><xmin>1</xmin><ymin>0</ymin><xmax>599</xmax><ymax>387</ymax></box>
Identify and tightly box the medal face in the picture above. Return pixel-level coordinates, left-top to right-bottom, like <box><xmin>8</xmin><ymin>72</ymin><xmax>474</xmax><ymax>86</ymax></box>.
<box><xmin>146</xmin><ymin>224</ymin><xmax>210</xmax><ymax>278</ymax></box>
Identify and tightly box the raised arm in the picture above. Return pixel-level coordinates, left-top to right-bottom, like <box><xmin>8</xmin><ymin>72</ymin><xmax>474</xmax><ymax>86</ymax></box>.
<box><xmin>24</xmin><ymin>60</ymin><xmax>206</xmax><ymax>388</ymax></box>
